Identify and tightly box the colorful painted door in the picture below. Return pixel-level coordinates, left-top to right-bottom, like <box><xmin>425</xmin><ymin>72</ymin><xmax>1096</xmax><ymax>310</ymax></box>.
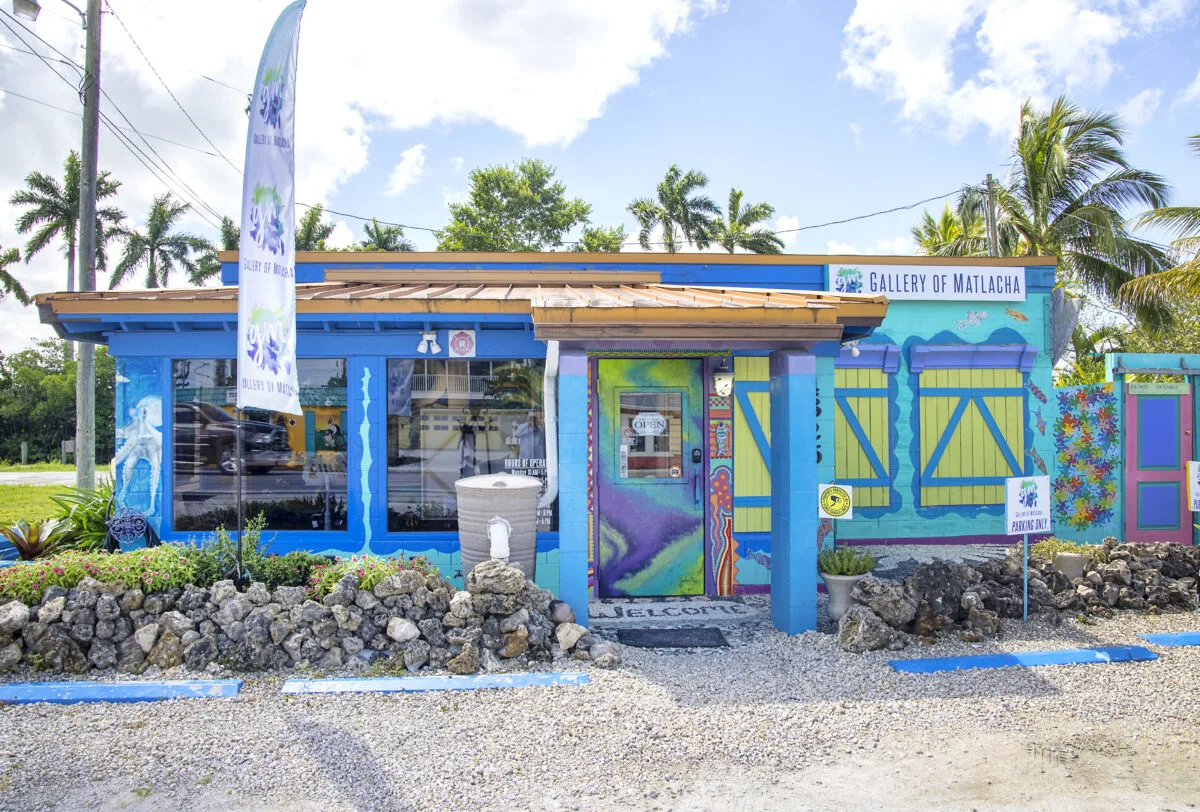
<box><xmin>597</xmin><ymin>359</ymin><xmax>705</xmax><ymax>597</ymax></box>
<box><xmin>1125</xmin><ymin>387</ymin><xmax>1193</xmax><ymax>543</ymax></box>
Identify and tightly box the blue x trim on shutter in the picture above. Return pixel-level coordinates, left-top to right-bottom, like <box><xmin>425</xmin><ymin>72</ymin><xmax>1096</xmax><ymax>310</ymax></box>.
<box><xmin>920</xmin><ymin>386</ymin><xmax>1024</xmax><ymax>487</ymax></box>
<box><xmin>834</xmin><ymin>388</ymin><xmax>889</xmax><ymax>487</ymax></box>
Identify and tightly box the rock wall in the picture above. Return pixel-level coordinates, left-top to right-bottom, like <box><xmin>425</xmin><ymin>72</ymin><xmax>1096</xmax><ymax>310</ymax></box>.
<box><xmin>838</xmin><ymin>539</ymin><xmax>1200</xmax><ymax>652</ymax></box>
<box><xmin>0</xmin><ymin>559</ymin><xmax>618</xmax><ymax>676</ymax></box>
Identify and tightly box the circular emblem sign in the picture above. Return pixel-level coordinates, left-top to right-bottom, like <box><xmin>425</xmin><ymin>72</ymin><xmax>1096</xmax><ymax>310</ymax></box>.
<box><xmin>819</xmin><ymin>484</ymin><xmax>852</xmax><ymax>519</ymax></box>
<box><xmin>449</xmin><ymin>330</ymin><xmax>475</xmax><ymax>357</ymax></box>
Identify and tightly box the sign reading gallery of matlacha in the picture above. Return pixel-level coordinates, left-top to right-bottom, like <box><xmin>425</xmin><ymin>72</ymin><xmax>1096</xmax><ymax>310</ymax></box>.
<box><xmin>829</xmin><ymin>264</ymin><xmax>1026</xmax><ymax>302</ymax></box>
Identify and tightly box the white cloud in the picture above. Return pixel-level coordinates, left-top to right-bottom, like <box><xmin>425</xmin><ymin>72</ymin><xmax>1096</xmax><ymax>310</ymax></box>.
<box><xmin>386</xmin><ymin>144</ymin><xmax>426</xmax><ymax>196</ymax></box>
<box><xmin>450</xmin><ymin>156</ymin><xmax>464</xmax><ymax>173</ymax></box>
<box><xmin>326</xmin><ymin>221</ymin><xmax>355</xmax><ymax>250</ymax></box>
<box><xmin>0</xmin><ymin>0</ymin><xmax>721</xmax><ymax>351</ymax></box>
<box><xmin>849</xmin><ymin>122</ymin><xmax>862</xmax><ymax>149</ymax></box>
<box><xmin>822</xmin><ymin>236</ymin><xmax>911</xmax><ymax>255</ymax></box>
<box><xmin>1173</xmin><ymin>67</ymin><xmax>1200</xmax><ymax>110</ymax></box>
<box><xmin>1119</xmin><ymin>88</ymin><xmax>1163</xmax><ymax>130</ymax></box>
<box><xmin>826</xmin><ymin>240</ymin><xmax>861</xmax><ymax>254</ymax></box>
<box><xmin>874</xmin><ymin>235</ymin><xmax>913</xmax><ymax>254</ymax></box>
<box><xmin>841</xmin><ymin>0</ymin><xmax>1192</xmax><ymax>140</ymax></box>
<box><xmin>774</xmin><ymin>215</ymin><xmax>800</xmax><ymax>251</ymax></box>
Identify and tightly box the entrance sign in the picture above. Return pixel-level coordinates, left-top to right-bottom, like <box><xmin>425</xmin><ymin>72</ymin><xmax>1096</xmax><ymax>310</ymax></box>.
<box><xmin>632</xmin><ymin>412</ymin><xmax>668</xmax><ymax>436</ymax></box>
<box><xmin>1127</xmin><ymin>382</ymin><xmax>1190</xmax><ymax>395</ymax></box>
<box><xmin>237</xmin><ymin>0</ymin><xmax>307</xmax><ymax>415</ymax></box>
<box><xmin>1005</xmin><ymin>476</ymin><xmax>1051</xmax><ymax>535</ymax></box>
<box><xmin>1190</xmin><ymin>462</ymin><xmax>1200</xmax><ymax>512</ymax></box>
<box><xmin>818</xmin><ymin>483</ymin><xmax>853</xmax><ymax>520</ymax></box>
<box><xmin>829</xmin><ymin>264</ymin><xmax>1025</xmax><ymax>302</ymax></box>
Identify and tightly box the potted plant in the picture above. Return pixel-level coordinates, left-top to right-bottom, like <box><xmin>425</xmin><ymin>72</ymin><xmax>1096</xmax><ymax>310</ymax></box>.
<box><xmin>1029</xmin><ymin>538</ymin><xmax>1095</xmax><ymax>582</ymax></box>
<box><xmin>818</xmin><ymin>546</ymin><xmax>878</xmax><ymax>621</ymax></box>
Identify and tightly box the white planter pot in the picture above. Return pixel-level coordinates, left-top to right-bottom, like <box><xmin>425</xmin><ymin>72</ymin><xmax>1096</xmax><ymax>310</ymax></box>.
<box><xmin>821</xmin><ymin>572</ymin><xmax>869</xmax><ymax>621</ymax></box>
<box><xmin>1054</xmin><ymin>552</ymin><xmax>1089</xmax><ymax>582</ymax></box>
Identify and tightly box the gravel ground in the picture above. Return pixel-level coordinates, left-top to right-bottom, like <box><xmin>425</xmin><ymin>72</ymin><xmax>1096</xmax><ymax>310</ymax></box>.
<box><xmin>1</xmin><ymin>602</ymin><xmax>1199</xmax><ymax>811</ymax></box>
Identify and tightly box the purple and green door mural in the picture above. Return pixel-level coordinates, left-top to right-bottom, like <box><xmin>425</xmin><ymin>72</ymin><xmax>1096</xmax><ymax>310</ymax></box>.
<box><xmin>1124</xmin><ymin>384</ymin><xmax>1193</xmax><ymax>544</ymax></box>
<box><xmin>596</xmin><ymin>358</ymin><xmax>705</xmax><ymax>597</ymax></box>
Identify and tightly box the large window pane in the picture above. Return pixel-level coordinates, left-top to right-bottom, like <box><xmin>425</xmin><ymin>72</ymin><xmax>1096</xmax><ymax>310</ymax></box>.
<box><xmin>387</xmin><ymin>358</ymin><xmax>558</xmax><ymax>532</ymax></box>
<box><xmin>172</xmin><ymin>358</ymin><xmax>348</xmax><ymax>531</ymax></box>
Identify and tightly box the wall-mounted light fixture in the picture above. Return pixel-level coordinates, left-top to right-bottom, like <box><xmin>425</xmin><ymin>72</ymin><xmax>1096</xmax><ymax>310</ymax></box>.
<box><xmin>843</xmin><ymin>339</ymin><xmax>861</xmax><ymax>358</ymax></box>
<box><xmin>712</xmin><ymin>355</ymin><xmax>734</xmax><ymax>397</ymax></box>
<box><xmin>416</xmin><ymin>331</ymin><xmax>441</xmax><ymax>355</ymax></box>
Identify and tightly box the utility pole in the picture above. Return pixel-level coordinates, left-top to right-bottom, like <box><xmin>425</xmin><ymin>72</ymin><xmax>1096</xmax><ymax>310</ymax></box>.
<box><xmin>75</xmin><ymin>0</ymin><xmax>102</xmax><ymax>491</ymax></box>
<box><xmin>984</xmin><ymin>173</ymin><xmax>1000</xmax><ymax>258</ymax></box>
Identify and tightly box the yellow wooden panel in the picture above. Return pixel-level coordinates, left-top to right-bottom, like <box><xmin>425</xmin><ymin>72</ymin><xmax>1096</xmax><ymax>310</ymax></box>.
<box><xmin>833</xmin><ymin>367</ymin><xmax>890</xmax><ymax>508</ymax></box>
<box><xmin>734</xmin><ymin>356</ymin><xmax>771</xmax><ymax>531</ymax></box>
<box><xmin>734</xmin><ymin>506</ymin><xmax>771</xmax><ymax>533</ymax></box>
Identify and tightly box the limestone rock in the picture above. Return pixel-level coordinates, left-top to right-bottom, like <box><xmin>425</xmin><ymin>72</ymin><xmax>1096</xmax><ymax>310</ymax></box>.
<box><xmin>0</xmin><ymin>640</ymin><xmax>22</xmax><ymax>671</ymax></box>
<box><xmin>133</xmin><ymin>623</ymin><xmax>160</xmax><ymax>654</ymax></box>
<box><xmin>147</xmin><ymin>631</ymin><xmax>183</xmax><ymax>669</ymax></box>
<box><xmin>838</xmin><ymin>606</ymin><xmax>899</xmax><ymax>653</ymax></box>
<box><xmin>447</xmin><ymin>643</ymin><xmax>480</xmax><ymax>674</ymax></box>
<box><xmin>158</xmin><ymin>610</ymin><xmax>195</xmax><ymax>638</ymax></box>
<box><xmin>851</xmin><ymin>576</ymin><xmax>917</xmax><ymax>629</ymax></box>
<box><xmin>555</xmin><ymin>622</ymin><xmax>588</xmax><ymax>651</ymax></box>
<box><xmin>449</xmin><ymin>591</ymin><xmax>474</xmax><ymax>619</ymax></box>
<box><xmin>215</xmin><ymin>596</ymin><xmax>252</xmax><ymax>627</ymax></box>
<box><xmin>116</xmin><ymin>637</ymin><xmax>145</xmax><ymax>674</ymax></box>
<box><xmin>245</xmin><ymin>582</ymin><xmax>272</xmax><ymax>606</ymax></box>
<box><xmin>0</xmin><ymin>601</ymin><xmax>30</xmax><ymax>638</ymax></box>
<box><xmin>274</xmin><ymin>586</ymin><xmax>308</xmax><ymax>608</ymax></box>
<box><xmin>965</xmin><ymin>606</ymin><xmax>1001</xmax><ymax>637</ymax></box>
<box><xmin>30</xmin><ymin>626</ymin><xmax>88</xmax><ymax>673</ymax></box>
<box><xmin>37</xmin><ymin>597</ymin><xmax>65</xmax><ymax>625</ymax></box>
<box><xmin>386</xmin><ymin>617</ymin><xmax>420</xmax><ymax>644</ymax></box>
<box><xmin>210</xmin><ymin>580</ymin><xmax>238</xmax><ymax>605</ymax></box>
<box><xmin>88</xmin><ymin>638</ymin><xmax>118</xmax><ymax>669</ymax></box>
<box><xmin>500</xmin><ymin>626</ymin><xmax>530</xmax><ymax>659</ymax></box>
<box><xmin>374</xmin><ymin>570</ymin><xmax>426</xmax><ymax>598</ymax></box>
<box><xmin>500</xmin><ymin>609</ymin><xmax>530</xmax><ymax>634</ymax></box>
<box><xmin>547</xmin><ymin>599</ymin><xmax>575</xmax><ymax>625</ymax></box>
<box><xmin>183</xmin><ymin>636</ymin><xmax>219</xmax><ymax>670</ymax></box>
<box><xmin>403</xmin><ymin>639</ymin><xmax>431</xmax><ymax>671</ymax></box>
<box><xmin>589</xmin><ymin>641</ymin><xmax>622</xmax><ymax>669</ymax></box>
<box><xmin>118</xmin><ymin>589</ymin><xmax>144</xmax><ymax>613</ymax></box>
<box><xmin>466</xmin><ymin>559</ymin><xmax>526</xmax><ymax>595</ymax></box>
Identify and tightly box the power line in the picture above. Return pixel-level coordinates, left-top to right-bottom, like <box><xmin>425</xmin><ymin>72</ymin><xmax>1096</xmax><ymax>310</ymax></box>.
<box><xmin>772</xmin><ymin>190</ymin><xmax>959</xmax><ymax>235</ymax></box>
<box><xmin>103</xmin><ymin>0</ymin><xmax>242</xmax><ymax>175</ymax></box>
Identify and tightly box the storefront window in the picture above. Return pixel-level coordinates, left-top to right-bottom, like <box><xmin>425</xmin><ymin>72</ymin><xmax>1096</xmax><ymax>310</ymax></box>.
<box><xmin>172</xmin><ymin>358</ymin><xmax>348</xmax><ymax>532</ymax></box>
<box><xmin>386</xmin><ymin>358</ymin><xmax>558</xmax><ymax>532</ymax></box>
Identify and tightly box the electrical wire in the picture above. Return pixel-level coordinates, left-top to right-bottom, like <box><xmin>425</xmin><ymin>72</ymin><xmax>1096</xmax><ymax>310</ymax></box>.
<box><xmin>103</xmin><ymin>0</ymin><xmax>242</xmax><ymax>175</ymax></box>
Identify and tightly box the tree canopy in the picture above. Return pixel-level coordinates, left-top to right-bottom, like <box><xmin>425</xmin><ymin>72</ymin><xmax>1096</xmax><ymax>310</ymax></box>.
<box><xmin>628</xmin><ymin>165</ymin><xmax>720</xmax><ymax>252</ymax></box>
<box><xmin>709</xmin><ymin>189</ymin><xmax>783</xmax><ymax>254</ymax></box>
<box><xmin>436</xmin><ymin>159</ymin><xmax>591</xmax><ymax>252</ymax></box>
<box><xmin>570</xmin><ymin>225</ymin><xmax>626</xmax><ymax>253</ymax></box>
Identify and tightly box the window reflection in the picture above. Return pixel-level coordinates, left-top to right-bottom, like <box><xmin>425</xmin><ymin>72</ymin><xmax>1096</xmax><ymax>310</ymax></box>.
<box><xmin>171</xmin><ymin>358</ymin><xmax>348</xmax><ymax>532</ymax></box>
<box><xmin>387</xmin><ymin>358</ymin><xmax>557</xmax><ymax>532</ymax></box>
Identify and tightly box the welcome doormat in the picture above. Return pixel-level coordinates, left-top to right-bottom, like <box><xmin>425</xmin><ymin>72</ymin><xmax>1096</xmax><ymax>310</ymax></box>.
<box><xmin>590</xmin><ymin>600</ymin><xmax>760</xmax><ymax>627</ymax></box>
<box><xmin>617</xmin><ymin>627</ymin><xmax>729</xmax><ymax>648</ymax></box>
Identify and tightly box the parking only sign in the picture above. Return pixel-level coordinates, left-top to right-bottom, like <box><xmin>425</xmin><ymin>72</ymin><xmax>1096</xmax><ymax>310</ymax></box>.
<box><xmin>1189</xmin><ymin>462</ymin><xmax>1200</xmax><ymax>512</ymax></box>
<box><xmin>1005</xmin><ymin>476</ymin><xmax>1051</xmax><ymax>535</ymax></box>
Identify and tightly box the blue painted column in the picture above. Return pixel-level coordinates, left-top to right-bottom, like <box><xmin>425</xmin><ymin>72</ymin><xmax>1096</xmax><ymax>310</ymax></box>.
<box><xmin>557</xmin><ymin>349</ymin><xmax>590</xmax><ymax>626</ymax></box>
<box><xmin>769</xmin><ymin>350</ymin><xmax>819</xmax><ymax>634</ymax></box>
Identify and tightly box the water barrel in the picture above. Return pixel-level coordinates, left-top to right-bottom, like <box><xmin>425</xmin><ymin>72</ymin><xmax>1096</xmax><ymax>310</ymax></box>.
<box><xmin>455</xmin><ymin>473</ymin><xmax>542</xmax><ymax>580</ymax></box>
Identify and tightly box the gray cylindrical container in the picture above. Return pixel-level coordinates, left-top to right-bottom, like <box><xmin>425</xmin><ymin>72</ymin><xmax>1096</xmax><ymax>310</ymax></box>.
<box><xmin>455</xmin><ymin>473</ymin><xmax>542</xmax><ymax>580</ymax></box>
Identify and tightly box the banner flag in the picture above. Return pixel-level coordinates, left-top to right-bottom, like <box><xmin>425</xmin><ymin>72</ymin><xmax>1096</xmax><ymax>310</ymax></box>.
<box><xmin>237</xmin><ymin>0</ymin><xmax>306</xmax><ymax>415</ymax></box>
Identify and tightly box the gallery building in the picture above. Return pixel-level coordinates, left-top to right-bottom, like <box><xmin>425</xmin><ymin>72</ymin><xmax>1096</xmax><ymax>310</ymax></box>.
<box><xmin>36</xmin><ymin>252</ymin><xmax>1058</xmax><ymax>633</ymax></box>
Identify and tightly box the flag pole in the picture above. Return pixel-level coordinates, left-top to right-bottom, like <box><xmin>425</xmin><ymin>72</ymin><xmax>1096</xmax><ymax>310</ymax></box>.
<box><xmin>236</xmin><ymin>407</ymin><xmax>245</xmax><ymax>583</ymax></box>
<box><xmin>1023</xmin><ymin>533</ymin><xmax>1029</xmax><ymax>622</ymax></box>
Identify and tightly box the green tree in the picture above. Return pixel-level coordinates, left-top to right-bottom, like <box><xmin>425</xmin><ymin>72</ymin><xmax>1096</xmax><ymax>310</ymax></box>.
<box><xmin>957</xmin><ymin>97</ymin><xmax>1170</xmax><ymax>323</ymax></box>
<box><xmin>108</xmin><ymin>193</ymin><xmax>208</xmax><ymax>289</ymax></box>
<box><xmin>295</xmin><ymin>204</ymin><xmax>336</xmax><ymax>251</ymax></box>
<box><xmin>9</xmin><ymin>151</ymin><xmax>124</xmax><ymax>294</ymax></box>
<box><xmin>912</xmin><ymin>203</ymin><xmax>989</xmax><ymax>256</ymax></box>
<box><xmin>0</xmin><ymin>339</ymin><xmax>114</xmax><ymax>463</ymax></box>
<box><xmin>1120</xmin><ymin>135</ymin><xmax>1200</xmax><ymax>305</ymax></box>
<box><xmin>193</xmin><ymin>216</ymin><xmax>240</xmax><ymax>285</ymax></box>
<box><xmin>0</xmin><ymin>244</ymin><xmax>29</xmax><ymax>305</ymax></box>
<box><xmin>628</xmin><ymin>165</ymin><xmax>720</xmax><ymax>252</ymax></box>
<box><xmin>436</xmin><ymin>159</ymin><xmax>591</xmax><ymax>252</ymax></box>
<box><xmin>570</xmin><ymin>225</ymin><xmax>626</xmax><ymax>253</ymax></box>
<box><xmin>1056</xmin><ymin>323</ymin><xmax>1127</xmax><ymax>386</ymax></box>
<box><xmin>358</xmin><ymin>218</ymin><xmax>415</xmax><ymax>251</ymax></box>
<box><xmin>709</xmin><ymin>189</ymin><xmax>783</xmax><ymax>254</ymax></box>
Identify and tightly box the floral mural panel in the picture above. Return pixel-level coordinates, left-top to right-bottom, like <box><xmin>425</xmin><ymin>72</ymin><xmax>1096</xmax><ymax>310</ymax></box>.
<box><xmin>1053</xmin><ymin>383</ymin><xmax>1119</xmax><ymax>531</ymax></box>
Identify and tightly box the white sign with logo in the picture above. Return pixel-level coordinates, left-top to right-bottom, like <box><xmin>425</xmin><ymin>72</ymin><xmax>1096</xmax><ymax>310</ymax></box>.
<box><xmin>447</xmin><ymin>329</ymin><xmax>476</xmax><ymax>358</ymax></box>
<box><xmin>830</xmin><ymin>264</ymin><xmax>1026</xmax><ymax>302</ymax></box>
<box><xmin>1189</xmin><ymin>461</ymin><xmax>1200</xmax><ymax>512</ymax></box>
<box><xmin>631</xmin><ymin>412</ymin><xmax>668</xmax><ymax>436</ymax></box>
<box><xmin>1005</xmin><ymin>476</ymin><xmax>1051</xmax><ymax>535</ymax></box>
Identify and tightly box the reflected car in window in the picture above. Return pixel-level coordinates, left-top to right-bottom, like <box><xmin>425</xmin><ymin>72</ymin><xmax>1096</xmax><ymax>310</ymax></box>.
<box><xmin>173</xmin><ymin>401</ymin><xmax>291</xmax><ymax>474</ymax></box>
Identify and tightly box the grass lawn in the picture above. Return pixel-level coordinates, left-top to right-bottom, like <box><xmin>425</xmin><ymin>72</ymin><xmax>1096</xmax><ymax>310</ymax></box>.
<box><xmin>0</xmin><ymin>462</ymin><xmax>76</xmax><ymax>473</ymax></box>
<box><xmin>0</xmin><ymin>484</ymin><xmax>71</xmax><ymax>526</ymax></box>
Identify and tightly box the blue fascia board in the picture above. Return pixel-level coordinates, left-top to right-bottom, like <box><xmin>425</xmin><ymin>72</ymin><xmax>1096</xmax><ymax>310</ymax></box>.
<box><xmin>0</xmin><ymin>680</ymin><xmax>243</xmax><ymax>704</ymax></box>
<box><xmin>889</xmin><ymin>646</ymin><xmax>1157</xmax><ymax>674</ymax></box>
<box><xmin>281</xmin><ymin>672</ymin><xmax>590</xmax><ymax>694</ymax></box>
<box><xmin>1139</xmin><ymin>632</ymin><xmax>1200</xmax><ymax>647</ymax></box>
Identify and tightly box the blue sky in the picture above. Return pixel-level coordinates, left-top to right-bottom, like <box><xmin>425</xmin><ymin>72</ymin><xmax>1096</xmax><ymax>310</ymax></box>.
<box><xmin>1</xmin><ymin>0</ymin><xmax>1199</xmax><ymax>349</ymax></box>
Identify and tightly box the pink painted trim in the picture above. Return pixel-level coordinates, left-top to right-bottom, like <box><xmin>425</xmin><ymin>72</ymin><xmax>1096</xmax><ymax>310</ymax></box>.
<box><xmin>1125</xmin><ymin>391</ymin><xmax>1193</xmax><ymax>544</ymax></box>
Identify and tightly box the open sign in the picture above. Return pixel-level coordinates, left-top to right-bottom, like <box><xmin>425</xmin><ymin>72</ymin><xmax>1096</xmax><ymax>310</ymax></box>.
<box><xmin>631</xmin><ymin>412</ymin><xmax>668</xmax><ymax>436</ymax></box>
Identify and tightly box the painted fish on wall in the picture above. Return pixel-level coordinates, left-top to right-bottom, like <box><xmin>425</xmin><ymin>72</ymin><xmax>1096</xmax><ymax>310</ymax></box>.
<box><xmin>954</xmin><ymin>311</ymin><xmax>988</xmax><ymax>331</ymax></box>
<box><xmin>1027</xmin><ymin>380</ymin><xmax>1048</xmax><ymax>404</ymax></box>
<box><xmin>1005</xmin><ymin>307</ymin><xmax>1029</xmax><ymax>322</ymax></box>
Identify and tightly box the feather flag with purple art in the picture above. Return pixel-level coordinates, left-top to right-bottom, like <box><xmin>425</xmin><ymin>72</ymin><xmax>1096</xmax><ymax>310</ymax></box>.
<box><xmin>237</xmin><ymin>0</ymin><xmax>306</xmax><ymax>415</ymax></box>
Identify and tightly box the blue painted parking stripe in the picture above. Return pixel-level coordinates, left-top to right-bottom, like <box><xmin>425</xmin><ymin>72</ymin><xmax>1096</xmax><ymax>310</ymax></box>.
<box><xmin>1139</xmin><ymin>631</ymin><xmax>1200</xmax><ymax>647</ymax></box>
<box><xmin>889</xmin><ymin>646</ymin><xmax>1158</xmax><ymax>674</ymax></box>
<box><xmin>0</xmin><ymin>680</ymin><xmax>243</xmax><ymax>705</ymax></box>
<box><xmin>281</xmin><ymin>672</ymin><xmax>590</xmax><ymax>694</ymax></box>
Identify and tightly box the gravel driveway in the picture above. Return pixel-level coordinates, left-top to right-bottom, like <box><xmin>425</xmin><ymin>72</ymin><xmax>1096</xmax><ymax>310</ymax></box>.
<box><xmin>1</xmin><ymin>606</ymin><xmax>1198</xmax><ymax>811</ymax></box>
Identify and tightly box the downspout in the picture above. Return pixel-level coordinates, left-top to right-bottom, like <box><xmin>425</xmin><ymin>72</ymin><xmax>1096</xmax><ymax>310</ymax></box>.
<box><xmin>540</xmin><ymin>340</ymin><xmax>560</xmax><ymax>511</ymax></box>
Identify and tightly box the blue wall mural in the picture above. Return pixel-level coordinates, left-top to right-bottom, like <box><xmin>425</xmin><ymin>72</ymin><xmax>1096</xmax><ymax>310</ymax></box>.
<box><xmin>113</xmin><ymin>357</ymin><xmax>164</xmax><ymax>536</ymax></box>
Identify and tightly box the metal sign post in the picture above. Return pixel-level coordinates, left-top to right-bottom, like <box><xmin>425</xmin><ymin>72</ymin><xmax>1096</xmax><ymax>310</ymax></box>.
<box><xmin>1005</xmin><ymin>476</ymin><xmax>1051</xmax><ymax>623</ymax></box>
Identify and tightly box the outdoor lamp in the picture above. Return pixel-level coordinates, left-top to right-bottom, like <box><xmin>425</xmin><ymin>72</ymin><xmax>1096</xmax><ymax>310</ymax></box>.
<box><xmin>712</xmin><ymin>355</ymin><xmax>734</xmax><ymax>397</ymax></box>
<box><xmin>12</xmin><ymin>0</ymin><xmax>42</xmax><ymax>21</ymax></box>
<box><xmin>416</xmin><ymin>332</ymin><xmax>441</xmax><ymax>355</ymax></box>
<box><xmin>844</xmin><ymin>339</ymin><xmax>861</xmax><ymax>358</ymax></box>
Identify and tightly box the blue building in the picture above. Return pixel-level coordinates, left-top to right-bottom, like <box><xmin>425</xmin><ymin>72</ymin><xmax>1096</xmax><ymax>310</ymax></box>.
<box><xmin>37</xmin><ymin>251</ymin><xmax>1057</xmax><ymax>633</ymax></box>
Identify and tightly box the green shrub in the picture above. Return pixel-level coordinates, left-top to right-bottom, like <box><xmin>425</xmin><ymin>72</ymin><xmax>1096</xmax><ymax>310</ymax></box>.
<box><xmin>256</xmin><ymin>550</ymin><xmax>331</xmax><ymax>590</ymax></box>
<box><xmin>0</xmin><ymin>518</ymin><xmax>69</xmax><ymax>560</ymax></box>
<box><xmin>185</xmin><ymin>513</ymin><xmax>271</xmax><ymax>587</ymax></box>
<box><xmin>1029</xmin><ymin>538</ymin><xmax>1096</xmax><ymax>562</ymax></box>
<box><xmin>0</xmin><ymin>545</ymin><xmax>197</xmax><ymax>604</ymax></box>
<box><xmin>817</xmin><ymin>547</ymin><xmax>877</xmax><ymax>576</ymax></box>
<box><xmin>49</xmin><ymin>478</ymin><xmax>115</xmax><ymax>553</ymax></box>
<box><xmin>307</xmin><ymin>555</ymin><xmax>440</xmax><ymax>599</ymax></box>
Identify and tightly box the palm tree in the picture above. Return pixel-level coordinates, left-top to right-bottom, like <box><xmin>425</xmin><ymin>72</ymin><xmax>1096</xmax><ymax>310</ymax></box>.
<box><xmin>295</xmin><ymin>204</ymin><xmax>335</xmax><ymax>251</ymax></box>
<box><xmin>628</xmin><ymin>165</ymin><xmax>720</xmax><ymax>252</ymax></box>
<box><xmin>1057</xmin><ymin>323</ymin><xmax>1127</xmax><ymax>386</ymax></box>
<box><xmin>1120</xmin><ymin>135</ymin><xmax>1200</xmax><ymax>304</ymax></box>
<box><xmin>193</xmin><ymin>216</ymin><xmax>239</xmax><ymax>285</ymax></box>
<box><xmin>9</xmin><ymin>151</ymin><xmax>123</xmax><ymax>294</ymax></box>
<box><xmin>570</xmin><ymin>225</ymin><xmax>626</xmax><ymax>253</ymax></box>
<box><xmin>108</xmin><ymin>193</ymin><xmax>208</xmax><ymax>289</ymax></box>
<box><xmin>0</xmin><ymin>244</ymin><xmax>29</xmax><ymax>305</ymax></box>
<box><xmin>958</xmin><ymin>97</ymin><xmax>1170</xmax><ymax>323</ymax></box>
<box><xmin>359</xmin><ymin>218</ymin><xmax>415</xmax><ymax>251</ymax></box>
<box><xmin>709</xmin><ymin>189</ymin><xmax>784</xmax><ymax>254</ymax></box>
<box><xmin>912</xmin><ymin>203</ymin><xmax>988</xmax><ymax>256</ymax></box>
